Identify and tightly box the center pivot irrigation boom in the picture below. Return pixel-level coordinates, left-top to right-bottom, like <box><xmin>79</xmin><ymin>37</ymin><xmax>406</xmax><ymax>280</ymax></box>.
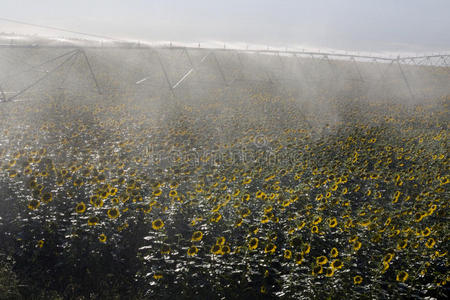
<box><xmin>0</xmin><ymin>48</ymin><xmax>101</xmax><ymax>103</ymax></box>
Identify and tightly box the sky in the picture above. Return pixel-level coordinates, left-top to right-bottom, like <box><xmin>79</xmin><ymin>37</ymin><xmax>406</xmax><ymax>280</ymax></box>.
<box><xmin>1</xmin><ymin>0</ymin><xmax>450</xmax><ymax>53</ymax></box>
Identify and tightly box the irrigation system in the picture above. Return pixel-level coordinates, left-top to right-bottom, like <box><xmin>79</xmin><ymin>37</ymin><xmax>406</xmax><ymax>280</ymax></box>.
<box><xmin>0</xmin><ymin>17</ymin><xmax>448</xmax><ymax>104</ymax></box>
<box><xmin>1</xmin><ymin>40</ymin><xmax>448</xmax><ymax>103</ymax></box>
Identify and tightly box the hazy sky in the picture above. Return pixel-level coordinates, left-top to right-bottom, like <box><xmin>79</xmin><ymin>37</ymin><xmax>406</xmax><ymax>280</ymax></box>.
<box><xmin>1</xmin><ymin>0</ymin><xmax>449</xmax><ymax>53</ymax></box>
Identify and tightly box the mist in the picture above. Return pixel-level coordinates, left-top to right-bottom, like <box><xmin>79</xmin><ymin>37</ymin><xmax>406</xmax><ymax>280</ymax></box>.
<box><xmin>0</xmin><ymin>3</ymin><xmax>449</xmax><ymax>299</ymax></box>
<box><xmin>2</xmin><ymin>0</ymin><xmax>450</xmax><ymax>53</ymax></box>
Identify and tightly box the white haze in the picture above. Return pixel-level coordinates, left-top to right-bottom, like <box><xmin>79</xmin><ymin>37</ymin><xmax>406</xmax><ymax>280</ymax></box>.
<box><xmin>1</xmin><ymin>0</ymin><xmax>450</xmax><ymax>55</ymax></box>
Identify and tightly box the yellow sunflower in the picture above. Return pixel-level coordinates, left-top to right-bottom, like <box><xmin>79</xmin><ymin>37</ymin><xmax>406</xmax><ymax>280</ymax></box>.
<box><xmin>353</xmin><ymin>275</ymin><xmax>363</xmax><ymax>285</ymax></box>
<box><xmin>191</xmin><ymin>231</ymin><xmax>203</xmax><ymax>242</ymax></box>
<box><xmin>28</xmin><ymin>199</ymin><xmax>40</xmax><ymax>210</ymax></box>
<box><xmin>152</xmin><ymin>219</ymin><xmax>164</xmax><ymax>230</ymax></box>
<box><xmin>396</xmin><ymin>271</ymin><xmax>408</xmax><ymax>282</ymax></box>
<box><xmin>249</xmin><ymin>237</ymin><xmax>259</xmax><ymax>250</ymax></box>
<box><xmin>328</xmin><ymin>217</ymin><xmax>338</xmax><ymax>228</ymax></box>
<box><xmin>264</xmin><ymin>243</ymin><xmax>277</xmax><ymax>254</ymax></box>
<box><xmin>211</xmin><ymin>244</ymin><xmax>222</xmax><ymax>255</ymax></box>
<box><xmin>331</xmin><ymin>259</ymin><xmax>343</xmax><ymax>270</ymax></box>
<box><xmin>330</xmin><ymin>247</ymin><xmax>339</xmax><ymax>258</ymax></box>
<box><xmin>88</xmin><ymin>216</ymin><xmax>99</xmax><ymax>226</ymax></box>
<box><xmin>187</xmin><ymin>246</ymin><xmax>199</xmax><ymax>256</ymax></box>
<box><xmin>107</xmin><ymin>208</ymin><xmax>120</xmax><ymax>219</ymax></box>
<box><xmin>75</xmin><ymin>202</ymin><xmax>86</xmax><ymax>213</ymax></box>
<box><xmin>41</xmin><ymin>192</ymin><xmax>53</xmax><ymax>204</ymax></box>
<box><xmin>316</xmin><ymin>256</ymin><xmax>328</xmax><ymax>265</ymax></box>
<box><xmin>98</xmin><ymin>233</ymin><xmax>107</xmax><ymax>243</ymax></box>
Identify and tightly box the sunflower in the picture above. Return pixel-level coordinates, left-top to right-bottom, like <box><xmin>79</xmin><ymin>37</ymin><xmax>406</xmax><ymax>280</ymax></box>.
<box><xmin>414</xmin><ymin>212</ymin><xmax>424</xmax><ymax>222</ymax></box>
<box><xmin>383</xmin><ymin>252</ymin><xmax>394</xmax><ymax>264</ymax></box>
<box><xmin>284</xmin><ymin>249</ymin><xmax>292</xmax><ymax>259</ymax></box>
<box><xmin>297</xmin><ymin>221</ymin><xmax>306</xmax><ymax>230</ymax></box>
<box><xmin>242</xmin><ymin>194</ymin><xmax>250</xmax><ymax>201</ymax></box>
<box><xmin>107</xmin><ymin>208</ymin><xmax>120</xmax><ymax>219</ymax></box>
<box><xmin>312</xmin><ymin>265</ymin><xmax>323</xmax><ymax>276</ymax></box>
<box><xmin>152</xmin><ymin>189</ymin><xmax>162</xmax><ymax>197</ymax></box>
<box><xmin>316</xmin><ymin>256</ymin><xmax>328</xmax><ymax>265</ymax></box>
<box><xmin>216</xmin><ymin>236</ymin><xmax>226</xmax><ymax>245</ymax></box>
<box><xmin>221</xmin><ymin>245</ymin><xmax>231</xmax><ymax>254</ymax></box>
<box><xmin>261</xmin><ymin>215</ymin><xmax>270</xmax><ymax>224</ymax></box>
<box><xmin>210</xmin><ymin>212</ymin><xmax>222</xmax><ymax>222</ymax></box>
<box><xmin>381</xmin><ymin>261</ymin><xmax>390</xmax><ymax>273</ymax></box>
<box><xmin>256</xmin><ymin>190</ymin><xmax>266</xmax><ymax>199</ymax></box>
<box><xmin>331</xmin><ymin>259</ymin><xmax>343</xmax><ymax>269</ymax></box>
<box><xmin>328</xmin><ymin>217</ymin><xmax>338</xmax><ymax>228</ymax></box>
<box><xmin>152</xmin><ymin>219</ymin><xmax>164</xmax><ymax>230</ymax></box>
<box><xmin>260</xmin><ymin>285</ymin><xmax>267</xmax><ymax>294</ymax></box>
<box><xmin>349</xmin><ymin>235</ymin><xmax>358</xmax><ymax>243</ymax></box>
<box><xmin>241</xmin><ymin>208</ymin><xmax>251</xmax><ymax>218</ymax></box>
<box><xmin>90</xmin><ymin>195</ymin><xmax>104</xmax><ymax>208</ymax></box>
<box><xmin>160</xmin><ymin>244</ymin><xmax>171</xmax><ymax>255</ymax></box>
<box><xmin>264</xmin><ymin>243</ymin><xmax>276</xmax><ymax>254</ymax></box>
<box><xmin>187</xmin><ymin>246</ymin><xmax>199</xmax><ymax>256</ymax></box>
<box><xmin>425</xmin><ymin>238</ymin><xmax>436</xmax><ymax>248</ymax></box>
<box><xmin>109</xmin><ymin>187</ymin><xmax>118</xmax><ymax>196</ymax></box>
<box><xmin>28</xmin><ymin>199</ymin><xmax>40</xmax><ymax>210</ymax></box>
<box><xmin>311</xmin><ymin>225</ymin><xmax>319</xmax><ymax>234</ymax></box>
<box><xmin>88</xmin><ymin>216</ymin><xmax>99</xmax><ymax>226</ymax></box>
<box><xmin>212</xmin><ymin>204</ymin><xmax>221</xmax><ymax>213</ymax></box>
<box><xmin>295</xmin><ymin>253</ymin><xmax>304</xmax><ymax>264</ymax></box>
<box><xmin>211</xmin><ymin>244</ymin><xmax>222</xmax><ymax>255</ymax></box>
<box><xmin>353</xmin><ymin>275</ymin><xmax>363</xmax><ymax>285</ymax></box>
<box><xmin>312</xmin><ymin>216</ymin><xmax>322</xmax><ymax>225</ymax></box>
<box><xmin>23</xmin><ymin>167</ymin><xmax>32</xmax><ymax>175</ymax></box>
<box><xmin>302</xmin><ymin>243</ymin><xmax>311</xmax><ymax>255</ymax></box>
<box><xmin>353</xmin><ymin>241</ymin><xmax>362</xmax><ymax>251</ymax></box>
<box><xmin>35</xmin><ymin>183</ymin><xmax>44</xmax><ymax>192</ymax></box>
<box><xmin>192</xmin><ymin>231</ymin><xmax>203</xmax><ymax>242</ymax></box>
<box><xmin>325</xmin><ymin>268</ymin><xmax>335</xmax><ymax>277</ymax></box>
<box><xmin>75</xmin><ymin>202</ymin><xmax>86</xmax><ymax>213</ymax></box>
<box><xmin>98</xmin><ymin>233</ymin><xmax>107</xmax><ymax>243</ymax></box>
<box><xmin>37</xmin><ymin>240</ymin><xmax>44</xmax><ymax>248</ymax></box>
<box><xmin>234</xmin><ymin>218</ymin><xmax>243</xmax><ymax>227</ymax></box>
<box><xmin>100</xmin><ymin>190</ymin><xmax>109</xmax><ymax>199</ymax></box>
<box><xmin>396</xmin><ymin>271</ymin><xmax>408</xmax><ymax>282</ymax></box>
<box><xmin>421</xmin><ymin>227</ymin><xmax>431</xmax><ymax>237</ymax></box>
<box><xmin>249</xmin><ymin>237</ymin><xmax>259</xmax><ymax>250</ymax></box>
<box><xmin>169</xmin><ymin>190</ymin><xmax>178</xmax><ymax>197</ymax></box>
<box><xmin>330</xmin><ymin>247</ymin><xmax>339</xmax><ymax>258</ymax></box>
<box><xmin>281</xmin><ymin>199</ymin><xmax>291</xmax><ymax>207</ymax></box>
<box><xmin>72</xmin><ymin>177</ymin><xmax>83</xmax><ymax>186</ymax></box>
<box><xmin>242</xmin><ymin>177</ymin><xmax>252</xmax><ymax>185</ymax></box>
<box><xmin>8</xmin><ymin>159</ymin><xmax>16</xmax><ymax>167</ymax></box>
<box><xmin>153</xmin><ymin>274</ymin><xmax>163</xmax><ymax>280</ymax></box>
<box><xmin>396</xmin><ymin>239</ymin><xmax>408</xmax><ymax>250</ymax></box>
<box><xmin>41</xmin><ymin>192</ymin><xmax>52</xmax><ymax>203</ymax></box>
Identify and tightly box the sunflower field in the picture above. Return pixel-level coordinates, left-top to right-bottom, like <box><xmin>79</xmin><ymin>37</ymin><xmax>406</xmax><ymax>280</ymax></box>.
<box><xmin>0</xmin><ymin>48</ymin><xmax>449</xmax><ymax>299</ymax></box>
